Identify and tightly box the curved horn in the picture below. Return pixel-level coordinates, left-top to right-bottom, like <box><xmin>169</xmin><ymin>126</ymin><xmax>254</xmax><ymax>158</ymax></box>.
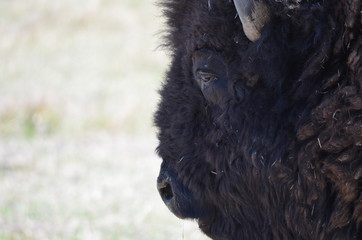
<box><xmin>233</xmin><ymin>0</ymin><xmax>271</xmax><ymax>41</ymax></box>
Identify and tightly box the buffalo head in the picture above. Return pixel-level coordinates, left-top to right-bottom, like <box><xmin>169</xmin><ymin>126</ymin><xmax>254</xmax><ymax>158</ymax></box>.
<box><xmin>155</xmin><ymin>0</ymin><xmax>362</xmax><ymax>239</ymax></box>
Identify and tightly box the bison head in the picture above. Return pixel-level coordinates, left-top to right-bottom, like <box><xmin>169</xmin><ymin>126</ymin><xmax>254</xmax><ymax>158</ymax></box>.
<box><xmin>155</xmin><ymin>0</ymin><xmax>362</xmax><ymax>239</ymax></box>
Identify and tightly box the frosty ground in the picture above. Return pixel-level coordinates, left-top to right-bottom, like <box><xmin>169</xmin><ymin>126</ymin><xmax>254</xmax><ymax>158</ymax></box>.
<box><xmin>0</xmin><ymin>0</ymin><xmax>209</xmax><ymax>239</ymax></box>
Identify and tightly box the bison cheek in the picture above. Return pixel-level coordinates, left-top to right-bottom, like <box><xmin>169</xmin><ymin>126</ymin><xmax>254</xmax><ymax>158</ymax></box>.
<box><xmin>201</xmin><ymin>79</ymin><xmax>229</xmax><ymax>108</ymax></box>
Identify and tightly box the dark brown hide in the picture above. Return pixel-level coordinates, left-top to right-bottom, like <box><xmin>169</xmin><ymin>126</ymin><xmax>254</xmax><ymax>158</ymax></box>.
<box><xmin>155</xmin><ymin>0</ymin><xmax>362</xmax><ymax>239</ymax></box>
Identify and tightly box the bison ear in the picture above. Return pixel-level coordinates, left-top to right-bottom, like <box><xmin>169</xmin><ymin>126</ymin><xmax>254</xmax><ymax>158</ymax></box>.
<box><xmin>233</xmin><ymin>0</ymin><xmax>271</xmax><ymax>41</ymax></box>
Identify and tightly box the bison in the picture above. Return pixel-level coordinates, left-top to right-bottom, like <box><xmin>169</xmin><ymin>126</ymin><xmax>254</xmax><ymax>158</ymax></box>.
<box><xmin>155</xmin><ymin>0</ymin><xmax>362</xmax><ymax>239</ymax></box>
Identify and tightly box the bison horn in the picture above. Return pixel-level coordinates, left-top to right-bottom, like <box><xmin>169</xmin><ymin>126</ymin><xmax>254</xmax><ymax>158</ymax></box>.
<box><xmin>233</xmin><ymin>0</ymin><xmax>271</xmax><ymax>41</ymax></box>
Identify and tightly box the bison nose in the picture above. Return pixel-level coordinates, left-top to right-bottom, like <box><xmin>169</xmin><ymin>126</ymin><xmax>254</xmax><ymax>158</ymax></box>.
<box><xmin>157</xmin><ymin>176</ymin><xmax>174</xmax><ymax>203</ymax></box>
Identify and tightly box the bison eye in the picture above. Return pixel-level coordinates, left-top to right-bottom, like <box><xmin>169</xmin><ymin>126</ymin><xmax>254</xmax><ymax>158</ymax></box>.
<box><xmin>192</xmin><ymin>49</ymin><xmax>229</xmax><ymax>106</ymax></box>
<box><xmin>196</xmin><ymin>71</ymin><xmax>218</xmax><ymax>85</ymax></box>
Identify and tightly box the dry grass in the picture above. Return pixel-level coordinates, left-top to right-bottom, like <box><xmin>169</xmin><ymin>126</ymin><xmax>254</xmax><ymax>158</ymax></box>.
<box><xmin>0</xmin><ymin>0</ymin><xmax>209</xmax><ymax>239</ymax></box>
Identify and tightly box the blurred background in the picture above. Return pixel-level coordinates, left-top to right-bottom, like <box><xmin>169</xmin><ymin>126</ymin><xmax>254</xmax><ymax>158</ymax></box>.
<box><xmin>0</xmin><ymin>0</ymin><xmax>209</xmax><ymax>239</ymax></box>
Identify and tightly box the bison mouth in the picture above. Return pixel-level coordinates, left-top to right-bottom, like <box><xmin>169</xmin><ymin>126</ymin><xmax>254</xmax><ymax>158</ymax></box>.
<box><xmin>197</xmin><ymin>217</ymin><xmax>227</xmax><ymax>240</ymax></box>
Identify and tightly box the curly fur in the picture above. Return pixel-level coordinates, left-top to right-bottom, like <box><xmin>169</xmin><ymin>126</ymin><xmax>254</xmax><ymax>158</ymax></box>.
<box><xmin>155</xmin><ymin>0</ymin><xmax>362</xmax><ymax>239</ymax></box>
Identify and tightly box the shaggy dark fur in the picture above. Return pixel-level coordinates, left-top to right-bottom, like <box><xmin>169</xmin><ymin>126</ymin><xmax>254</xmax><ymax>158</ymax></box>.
<box><xmin>155</xmin><ymin>0</ymin><xmax>362</xmax><ymax>239</ymax></box>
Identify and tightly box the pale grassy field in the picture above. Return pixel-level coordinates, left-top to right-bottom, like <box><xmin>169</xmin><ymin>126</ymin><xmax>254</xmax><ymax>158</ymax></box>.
<box><xmin>0</xmin><ymin>0</ymin><xmax>209</xmax><ymax>239</ymax></box>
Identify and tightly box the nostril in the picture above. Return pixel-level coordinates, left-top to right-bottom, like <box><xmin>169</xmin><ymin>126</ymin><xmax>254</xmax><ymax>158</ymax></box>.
<box><xmin>157</xmin><ymin>179</ymin><xmax>174</xmax><ymax>202</ymax></box>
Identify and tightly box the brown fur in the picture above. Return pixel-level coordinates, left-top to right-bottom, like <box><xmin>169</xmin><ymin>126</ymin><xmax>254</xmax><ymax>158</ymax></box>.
<box><xmin>155</xmin><ymin>0</ymin><xmax>362</xmax><ymax>239</ymax></box>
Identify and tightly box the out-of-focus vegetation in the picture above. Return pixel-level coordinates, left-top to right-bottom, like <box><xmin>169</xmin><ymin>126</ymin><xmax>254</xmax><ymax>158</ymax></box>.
<box><xmin>0</xmin><ymin>0</ymin><xmax>209</xmax><ymax>239</ymax></box>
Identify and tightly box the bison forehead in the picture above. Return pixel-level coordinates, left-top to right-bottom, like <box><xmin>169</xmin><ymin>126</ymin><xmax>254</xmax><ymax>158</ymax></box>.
<box><xmin>164</xmin><ymin>0</ymin><xmax>247</xmax><ymax>52</ymax></box>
